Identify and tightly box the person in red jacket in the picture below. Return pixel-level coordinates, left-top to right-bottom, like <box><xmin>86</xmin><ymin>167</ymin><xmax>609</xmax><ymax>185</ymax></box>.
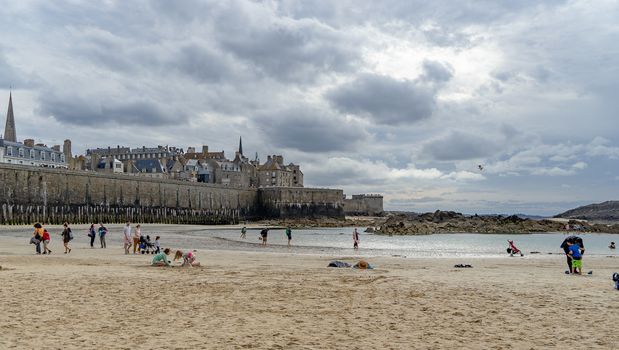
<box><xmin>42</xmin><ymin>229</ymin><xmax>52</xmax><ymax>255</ymax></box>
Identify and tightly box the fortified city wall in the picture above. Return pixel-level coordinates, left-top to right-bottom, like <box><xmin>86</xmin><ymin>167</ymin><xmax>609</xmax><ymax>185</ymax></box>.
<box><xmin>343</xmin><ymin>194</ymin><xmax>384</xmax><ymax>216</ymax></box>
<box><xmin>258</xmin><ymin>187</ymin><xmax>344</xmax><ymax>218</ymax></box>
<box><xmin>0</xmin><ymin>164</ymin><xmax>343</xmax><ymax>225</ymax></box>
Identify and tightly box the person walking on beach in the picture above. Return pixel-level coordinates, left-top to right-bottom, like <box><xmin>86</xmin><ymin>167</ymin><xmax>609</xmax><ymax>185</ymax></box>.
<box><xmin>560</xmin><ymin>236</ymin><xmax>584</xmax><ymax>274</ymax></box>
<box><xmin>31</xmin><ymin>223</ymin><xmax>43</xmax><ymax>255</ymax></box>
<box><xmin>88</xmin><ymin>223</ymin><xmax>96</xmax><ymax>248</ymax></box>
<box><xmin>353</xmin><ymin>228</ymin><xmax>360</xmax><ymax>250</ymax></box>
<box><xmin>123</xmin><ymin>222</ymin><xmax>132</xmax><ymax>255</ymax></box>
<box><xmin>61</xmin><ymin>222</ymin><xmax>73</xmax><ymax>254</ymax></box>
<box><xmin>133</xmin><ymin>224</ymin><xmax>141</xmax><ymax>254</ymax></box>
<box><xmin>98</xmin><ymin>223</ymin><xmax>108</xmax><ymax>248</ymax></box>
<box><xmin>240</xmin><ymin>226</ymin><xmax>247</xmax><ymax>239</ymax></box>
<box><xmin>285</xmin><ymin>227</ymin><xmax>292</xmax><ymax>247</ymax></box>
<box><xmin>42</xmin><ymin>229</ymin><xmax>51</xmax><ymax>255</ymax></box>
<box><xmin>260</xmin><ymin>228</ymin><xmax>269</xmax><ymax>246</ymax></box>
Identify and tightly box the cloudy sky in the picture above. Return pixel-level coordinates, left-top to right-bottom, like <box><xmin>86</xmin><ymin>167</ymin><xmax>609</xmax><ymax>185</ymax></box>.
<box><xmin>1</xmin><ymin>0</ymin><xmax>618</xmax><ymax>215</ymax></box>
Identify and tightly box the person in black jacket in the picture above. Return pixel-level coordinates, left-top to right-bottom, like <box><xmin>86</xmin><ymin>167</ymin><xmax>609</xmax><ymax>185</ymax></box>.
<box><xmin>560</xmin><ymin>236</ymin><xmax>584</xmax><ymax>274</ymax></box>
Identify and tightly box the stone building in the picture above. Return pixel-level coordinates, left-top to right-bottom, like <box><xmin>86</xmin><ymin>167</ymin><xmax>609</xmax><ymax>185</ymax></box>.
<box><xmin>257</xmin><ymin>155</ymin><xmax>303</xmax><ymax>187</ymax></box>
<box><xmin>96</xmin><ymin>157</ymin><xmax>123</xmax><ymax>174</ymax></box>
<box><xmin>131</xmin><ymin>158</ymin><xmax>167</xmax><ymax>178</ymax></box>
<box><xmin>86</xmin><ymin>145</ymin><xmax>183</xmax><ymax>172</ymax></box>
<box><xmin>183</xmin><ymin>140</ymin><xmax>255</xmax><ymax>188</ymax></box>
<box><xmin>78</xmin><ymin>137</ymin><xmax>302</xmax><ymax>189</ymax></box>
<box><xmin>0</xmin><ymin>93</ymin><xmax>69</xmax><ymax>169</ymax></box>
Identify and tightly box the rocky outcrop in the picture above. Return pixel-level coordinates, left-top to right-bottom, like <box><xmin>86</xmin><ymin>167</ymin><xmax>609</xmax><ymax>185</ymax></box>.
<box><xmin>555</xmin><ymin>201</ymin><xmax>619</xmax><ymax>221</ymax></box>
<box><xmin>373</xmin><ymin>210</ymin><xmax>619</xmax><ymax>235</ymax></box>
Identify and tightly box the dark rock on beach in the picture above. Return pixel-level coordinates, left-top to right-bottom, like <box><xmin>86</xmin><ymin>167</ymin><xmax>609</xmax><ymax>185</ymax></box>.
<box><xmin>371</xmin><ymin>211</ymin><xmax>619</xmax><ymax>235</ymax></box>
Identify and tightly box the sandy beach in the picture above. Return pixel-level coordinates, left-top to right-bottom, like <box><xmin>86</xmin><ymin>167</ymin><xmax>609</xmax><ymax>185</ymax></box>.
<box><xmin>1</xmin><ymin>225</ymin><xmax>618</xmax><ymax>349</ymax></box>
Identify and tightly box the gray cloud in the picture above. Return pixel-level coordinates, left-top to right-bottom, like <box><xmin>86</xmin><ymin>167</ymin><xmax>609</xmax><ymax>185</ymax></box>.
<box><xmin>174</xmin><ymin>44</ymin><xmax>234</xmax><ymax>83</ymax></box>
<box><xmin>214</xmin><ymin>3</ymin><xmax>360</xmax><ymax>82</ymax></box>
<box><xmin>326</xmin><ymin>74</ymin><xmax>437</xmax><ymax>125</ymax></box>
<box><xmin>253</xmin><ymin>107</ymin><xmax>367</xmax><ymax>152</ymax></box>
<box><xmin>422</xmin><ymin>131</ymin><xmax>501</xmax><ymax>161</ymax></box>
<box><xmin>420</xmin><ymin>60</ymin><xmax>454</xmax><ymax>83</ymax></box>
<box><xmin>38</xmin><ymin>92</ymin><xmax>186</xmax><ymax>126</ymax></box>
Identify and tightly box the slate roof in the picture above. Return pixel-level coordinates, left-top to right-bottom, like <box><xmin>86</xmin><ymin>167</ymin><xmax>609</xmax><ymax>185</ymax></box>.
<box><xmin>133</xmin><ymin>159</ymin><xmax>165</xmax><ymax>173</ymax></box>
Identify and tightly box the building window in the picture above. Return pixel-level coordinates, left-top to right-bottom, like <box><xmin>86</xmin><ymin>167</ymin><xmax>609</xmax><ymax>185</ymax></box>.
<box><xmin>30</xmin><ymin>150</ymin><xmax>35</xmax><ymax>159</ymax></box>
<box><xmin>51</xmin><ymin>153</ymin><xmax>56</xmax><ymax>162</ymax></box>
<box><xmin>60</xmin><ymin>154</ymin><xmax>65</xmax><ymax>162</ymax></box>
<box><xmin>7</xmin><ymin>147</ymin><xmax>12</xmax><ymax>156</ymax></box>
<box><xmin>41</xmin><ymin>152</ymin><xmax>46</xmax><ymax>161</ymax></box>
<box><xmin>18</xmin><ymin>148</ymin><xmax>24</xmax><ymax>157</ymax></box>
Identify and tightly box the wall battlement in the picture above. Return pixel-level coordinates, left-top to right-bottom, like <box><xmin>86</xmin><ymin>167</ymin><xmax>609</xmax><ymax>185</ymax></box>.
<box><xmin>258</xmin><ymin>187</ymin><xmax>344</xmax><ymax>218</ymax></box>
<box><xmin>343</xmin><ymin>194</ymin><xmax>384</xmax><ymax>216</ymax></box>
<box><xmin>0</xmin><ymin>164</ymin><xmax>343</xmax><ymax>224</ymax></box>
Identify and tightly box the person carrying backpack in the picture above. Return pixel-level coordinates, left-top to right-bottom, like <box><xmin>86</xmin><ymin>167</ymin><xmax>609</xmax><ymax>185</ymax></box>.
<box><xmin>61</xmin><ymin>222</ymin><xmax>73</xmax><ymax>254</ymax></box>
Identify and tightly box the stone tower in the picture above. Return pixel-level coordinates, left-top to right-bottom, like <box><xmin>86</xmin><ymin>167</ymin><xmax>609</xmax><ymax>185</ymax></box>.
<box><xmin>63</xmin><ymin>139</ymin><xmax>72</xmax><ymax>159</ymax></box>
<box><xmin>238</xmin><ymin>136</ymin><xmax>243</xmax><ymax>156</ymax></box>
<box><xmin>4</xmin><ymin>92</ymin><xmax>16</xmax><ymax>142</ymax></box>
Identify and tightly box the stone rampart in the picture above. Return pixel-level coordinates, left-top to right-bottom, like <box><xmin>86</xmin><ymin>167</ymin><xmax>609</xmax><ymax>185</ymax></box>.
<box><xmin>343</xmin><ymin>194</ymin><xmax>383</xmax><ymax>216</ymax></box>
<box><xmin>0</xmin><ymin>164</ymin><xmax>344</xmax><ymax>224</ymax></box>
<box><xmin>0</xmin><ymin>164</ymin><xmax>256</xmax><ymax>225</ymax></box>
<box><xmin>258</xmin><ymin>187</ymin><xmax>344</xmax><ymax>218</ymax></box>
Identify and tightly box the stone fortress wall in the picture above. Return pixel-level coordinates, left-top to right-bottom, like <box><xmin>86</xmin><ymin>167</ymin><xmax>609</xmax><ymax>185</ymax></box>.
<box><xmin>258</xmin><ymin>187</ymin><xmax>344</xmax><ymax>218</ymax></box>
<box><xmin>0</xmin><ymin>164</ymin><xmax>343</xmax><ymax>225</ymax></box>
<box><xmin>343</xmin><ymin>194</ymin><xmax>384</xmax><ymax>216</ymax></box>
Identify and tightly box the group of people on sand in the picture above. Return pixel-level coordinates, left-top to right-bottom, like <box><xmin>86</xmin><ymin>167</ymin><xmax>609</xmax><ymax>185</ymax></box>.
<box><xmin>240</xmin><ymin>226</ymin><xmax>363</xmax><ymax>249</ymax></box>
<box><xmin>509</xmin><ymin>236</ymin><xmax>589</xmax><ymax>275</ymax></box>
<box><xmin>30</xmin><ymin>221</ymin><xmax>162</xmax><ymax>256</ymax></box>
<box><xmin>120</xmin><ymin>221</ymin><xmax>161</xmax><ymax>255</ymax></box>
<box><xmin>239</xmin><ymin>226</ymin><xmax>293</xmax><ymax>247</ymax></box>
<box><xmin>87</xmin><ymin>223</ymin><xmax>109</xmax><ymax>248</ymax></box>
<box><xmin>151</xmin><ymin>248</ymin><xmax>200</xmax><ymax>267</ymax></box>
<box><xmin>28</xmin><ymin>221</ymin><xmax>202</xmax><ymax>268</ymax></box>
<box><xmin>30</xmin><ymin>222</ymin><xmax>74</xmax><ymax>255</ymax></box>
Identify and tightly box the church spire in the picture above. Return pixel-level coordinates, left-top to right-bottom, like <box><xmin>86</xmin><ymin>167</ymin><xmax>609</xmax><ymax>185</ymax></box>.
<box><xmin>238</xmin><ymin>136</ymin><xmax>243</xmax><ymax>156</ymax></box>
<box><xmin>4</xmin><ymin>91</ymin><xmax>16</xmax><ymax>142</ymax></box>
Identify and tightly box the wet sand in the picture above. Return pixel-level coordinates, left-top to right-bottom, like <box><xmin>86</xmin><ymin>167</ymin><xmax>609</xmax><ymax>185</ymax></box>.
<box><xmin>1</xmin><ymin>225</ymin><xmax>618</xmax><ymax>349</ymax></box>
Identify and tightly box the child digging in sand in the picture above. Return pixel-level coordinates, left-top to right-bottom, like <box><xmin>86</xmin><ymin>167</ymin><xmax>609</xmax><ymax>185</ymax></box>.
<box><xmin>174</xmin><ymin>250</ymin><xmax>200</xmax><ymax>267</ymax></box>
<box><xmin>151</xmin><ymin>248</ymin><xmax>172</xmax><ymax>267</ymax></box>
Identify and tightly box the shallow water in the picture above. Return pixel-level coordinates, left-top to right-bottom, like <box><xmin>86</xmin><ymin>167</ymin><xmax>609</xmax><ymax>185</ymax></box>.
<box><xmin>3</xmin><ymin>225</ymin><xmax>618</xmax><ymax>258</ymax></box>
<box><xmin>203</xmin><ymin>228</ymin><xmax>619</xmax><ymax>258</ymax></box>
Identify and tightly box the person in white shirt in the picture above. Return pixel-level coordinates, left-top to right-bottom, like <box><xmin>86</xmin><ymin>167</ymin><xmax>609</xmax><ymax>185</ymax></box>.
<box><xmin>123</xmin><ymin>222</ymin><xmax>132</xmax><ymax>255</ymax></box>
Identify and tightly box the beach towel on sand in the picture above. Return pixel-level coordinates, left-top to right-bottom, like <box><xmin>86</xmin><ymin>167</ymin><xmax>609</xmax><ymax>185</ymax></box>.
<box><xmin>328</xmin><ymin>261</ymin><xmax>351</xmax><ymax>268</ymax></box>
